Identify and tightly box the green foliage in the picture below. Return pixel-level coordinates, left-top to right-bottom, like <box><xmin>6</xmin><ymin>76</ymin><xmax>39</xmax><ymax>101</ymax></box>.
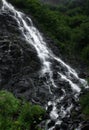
<box><xmin>86</xmin><ymin>77</ymin><xmax>89</xmax><ymax>84</ymax></box>
<box><xmin>80</xmin><ymin>91</ymin><xmax>89</xmax><ymax>118</ymax></box>
<box><xmin>81</xmin><ymin>45</ymin><xmax>89</xmax><ymax>63</ymax></box>
<box><xmin>0</xmin><ymin>90</ymin><xmax>20</xmax><ymax>115</ymax></box>
<box><xmin>18</xmin><ymin>103</ymin><xmax>45</xmax><ymax>130</ymax></box>
<box><xmin>0</xmin><ymin>90</ymin><xmax>45</xmax><ymax>130</ymax></box>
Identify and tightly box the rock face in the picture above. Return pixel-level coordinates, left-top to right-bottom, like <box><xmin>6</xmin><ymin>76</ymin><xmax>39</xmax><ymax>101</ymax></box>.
<box><xmin>0</xmin><ymin>9</ymin><xmax>42</xmax><ymax>101</ymax></box>
<box><xmin>0</xmin><ymin>2</ymin><xmax>62</xmax><ymax>105</ymax></box>
<box><xmin>0</xmin><ymin>4</ymin><xmax>60</xmax><ymax>106</ymax></box>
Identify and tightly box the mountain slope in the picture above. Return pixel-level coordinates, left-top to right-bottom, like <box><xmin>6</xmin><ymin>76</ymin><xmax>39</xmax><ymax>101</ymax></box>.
<box><xmin>0</xmin><ymin>0</ymin><xmax>89</xmax><ymax>130</ymax></box>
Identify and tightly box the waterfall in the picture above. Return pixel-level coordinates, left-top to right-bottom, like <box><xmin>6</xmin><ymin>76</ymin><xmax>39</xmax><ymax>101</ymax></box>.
<box><xmin>1</xmin><ymin>0</ymin><xmax>89</xmax><ymax>129</ymax></box>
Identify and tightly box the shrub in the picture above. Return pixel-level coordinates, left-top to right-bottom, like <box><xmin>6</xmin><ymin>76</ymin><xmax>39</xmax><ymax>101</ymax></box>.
<box><xmin>0</xmin><ymin>90</ymin><xmax>46</xmax><ymax>130</ymax></box>
<box><xmin>0</xmin><ymin>90</ymin><xmax>20</xmax><ymax>115</ymax></box>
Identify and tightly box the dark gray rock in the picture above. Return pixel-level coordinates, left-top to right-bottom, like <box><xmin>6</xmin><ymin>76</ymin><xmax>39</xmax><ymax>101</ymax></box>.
<box><xmin>81</xmin><ymin>125</ymin><xmax>89</xmax><ymax>130</ymax></box>
<box><xmin>48</xmin><ymin>121</ymin><xmax>55</xmax><ymax>127</ymax></box>
<box><xmin>55</xmin><ymin>124</ymin><xmax>60</xmax><ymax>130</ymax></box>
<box><xmin>0</xmin><ymin>11</ymin><xmax>41</xmax><ymax>101</ymax></box>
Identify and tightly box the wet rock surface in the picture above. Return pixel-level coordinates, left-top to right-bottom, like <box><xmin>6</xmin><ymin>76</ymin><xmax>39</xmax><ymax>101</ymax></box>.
<box><xmin>0</xmin><ymin>8</ymin><xmax>62</xmax><ymax>107</ymax></box>
<box><xmin>0</xmin><ymin>5</ymin><xmax>64</xmax><ymax>105</ymax></box>
<box><xmin>0</xmin><ymin>10</ymin><xmax>41</xmax><ymax>99</ymax></box>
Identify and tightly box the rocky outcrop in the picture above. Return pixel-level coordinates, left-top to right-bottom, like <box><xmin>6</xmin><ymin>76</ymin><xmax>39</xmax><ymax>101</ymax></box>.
<box><xmin>0</xmin><ymin>10</ymin><xmax>42</xmax><ymax>101</ymax></box>
<box><xmin>0</xmin><ymin>3</ymin><xmax>64</xmax><ymax>105</ymax></box>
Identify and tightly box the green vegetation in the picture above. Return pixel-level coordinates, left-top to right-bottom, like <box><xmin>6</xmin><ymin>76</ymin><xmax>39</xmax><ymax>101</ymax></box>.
<box><xmin>80</xmin><ymin>91</ymin><xmax>89</xmax><ymax>119</ymax></box>
<box><xmin>0</xmin><ymin>90</ymin><xmax>45</xmax><ymax>130</ymax></box>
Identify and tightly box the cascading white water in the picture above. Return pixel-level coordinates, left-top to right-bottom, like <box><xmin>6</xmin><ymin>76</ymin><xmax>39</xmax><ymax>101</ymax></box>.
<box><xmin>1</xmin><ymin>0</ymin><xmax>89</xmax><ymax>129</ymax></box>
